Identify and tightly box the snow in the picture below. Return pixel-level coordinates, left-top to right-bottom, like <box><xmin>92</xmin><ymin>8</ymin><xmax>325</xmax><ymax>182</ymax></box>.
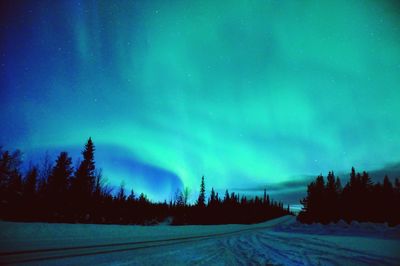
<box><xmin>0</xmin><ymin>216</ymin><xmax>290</xmax><ymax>253</ymax></box>
<box><xmin>1</xmin><ymin>216</ymin><xmax>399</xmax><ymax>265</ymax></box>
<box><xmin>274</xmin><ymin>219</ymin><xmax>400</xmax><ymax>239</ymax></box>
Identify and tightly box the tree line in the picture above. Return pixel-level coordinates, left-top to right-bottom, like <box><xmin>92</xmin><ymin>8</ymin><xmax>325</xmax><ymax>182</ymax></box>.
<box><xmin>298</xmin><ymin>167</ymin><xmax>400</xmax><ymax>225</ymax></box>
<box><xmin>0</xmin><ymin>138</ymin><xmax>291</xmax><ymax>225</ymax></box>
<box><xmin>171</xmin><ymin>176</ymin><xmax>291</xmax><ymax>224</ymax></box>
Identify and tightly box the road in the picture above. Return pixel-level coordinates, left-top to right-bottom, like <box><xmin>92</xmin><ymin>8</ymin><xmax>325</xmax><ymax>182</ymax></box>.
<box><xmin>1</xmin><ymin>216</ymin><xmax>399</xmax><ymax>265</ymax></box>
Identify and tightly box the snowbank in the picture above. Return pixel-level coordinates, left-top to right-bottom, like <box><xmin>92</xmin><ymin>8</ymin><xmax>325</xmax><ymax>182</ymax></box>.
<box><xmin>0</xmin><ymin>215</ymin><xmax>292</xmax><ymax>253</ymax></box>
<box><xmin>274</xmin><ymin>219</ymin><xmax>400</xmax><ymax>239</ymax></box>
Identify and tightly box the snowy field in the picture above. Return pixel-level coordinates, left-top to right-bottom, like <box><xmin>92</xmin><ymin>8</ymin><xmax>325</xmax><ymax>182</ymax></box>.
<box><xmin>1</xmin><ymin>216</ymin><xmax>399</xmax><ymax>265</ymax></box>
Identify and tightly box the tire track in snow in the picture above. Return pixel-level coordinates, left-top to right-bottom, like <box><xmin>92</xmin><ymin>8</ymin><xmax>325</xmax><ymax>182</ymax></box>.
<box><xmin>0</xmin><ymin>217</ymin><xmax>293</xmax><ymax>265</ymax></box>
<box><xmin>219</xmin><ymin>230</ymin><xmax>398</xmax><ymax>266</ymax></box>
<box><xmin>2</xmin><ymin>215</ymin><xmax>399</xmax><ymax>266</ymax></box>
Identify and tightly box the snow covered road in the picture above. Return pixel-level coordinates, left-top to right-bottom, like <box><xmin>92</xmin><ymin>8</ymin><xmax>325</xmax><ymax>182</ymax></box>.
<box><xmin>1</xmin><ymin>216</ymin><xmax>399</xmax><ymax>265</ymax></box>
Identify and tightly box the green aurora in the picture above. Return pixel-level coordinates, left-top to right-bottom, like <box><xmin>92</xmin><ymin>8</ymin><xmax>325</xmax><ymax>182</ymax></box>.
<box><xmin>1</xmin><ymin>0</ymin><xmax>400</xmax><ymax>201</ymax></box>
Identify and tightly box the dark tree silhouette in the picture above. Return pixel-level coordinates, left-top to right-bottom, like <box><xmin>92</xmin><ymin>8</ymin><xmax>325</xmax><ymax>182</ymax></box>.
<box><xmin>37</xmin><ymin>153</ymin><xmax>52</xmax><ymax>197</ymax></box>
<box><xmin>299</xmin><ymin>168</ymin><xmax>399</xmax><ymax>225</ymax></box>
<box><xmin>325</xmin><ymin>171</ymin><xmax>338</xmax><ymax>222</ymax></box>
<box><xmin>174</xmin><ymin>188</ymin><xmax>184</xmax><ymax>207</ymax></box>
<box><xmin>21</xmin><ymin>165</ymin><xmax>38</xmax><ymax>220</ymax></box>
<box><xmin>44</xmin><ymin>152</ymin><xmax>73</xmax><ymax>221</ymax></box>
<box><xmin>196</xmin><ymin>176</ymin><xmax>206</xmax><ymax>207</ymax></box>
<box><xmin>117</xmin><ymin>182</ymin><xmax>126</xmax><ymax>202</ymax></box>
<box><xmin>209</xmin><ymin>187</ymin><xmax>216</xmax><ymax>206</ymax></box>
<box><xmin>73</xmin><ymin>138</ymin><xmax>96</xmax><ymax>196</ymax></box>
<box><xmin>0</xmin><ymin>149</ymin><xmax>23</xmax><ymax>219</ymax></box>
<box><xmin>71</xmin><ymin>137</ymin><xmax>96</xmax><ymax>220</ymax></box>
<box><xmin>0</xmin><ymin>139</ymin><xmax>291</xmax><ymax>225</ymax></box>
<box><xmin>48</xmin><ymin>152</ymin><xmax>73</xmax><ymax>200</ymax></box>
<box><xmin>23</xmin><ymin>165</ymin><xmax>38</xmax><ymax>198</ymax></box>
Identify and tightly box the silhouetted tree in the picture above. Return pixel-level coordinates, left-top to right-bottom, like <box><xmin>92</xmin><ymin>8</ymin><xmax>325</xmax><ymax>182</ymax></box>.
<box><xmin>127</xmin><ymin>189</ymin><xmax>136</xmax><ymax>202</ymax></box>
<box><xmin>117</xmin><ymin>182</ymin><xmax>126</xmax><ymax>202</ymax></box>
<box><xmin>0</xmin><ymin>149</ymin><xmax>23</xmax><ymax>219</ymax></box>
<box><xmin>224</xmin><ymin>189</ymin><xmax>230</xmax><ymax>203</ymax></box>
<box><xmin>209</xmin><ymin>187</ymin><xmax>218</xmax><ymax>207</ymax></box>
<box><xmin>299</xmin><ymin>174</ymin><xmax>325</xmax><ymax>223</ymax></box>
<box><xmin>395</xmin><ymin>178</ymin><xmax>400</xmax><ymax>224</ymax></box>
<box><xmin>0</xmin><ymin>149</ymin><xmax>11</xmax><ymax>192</ymax></box>
<box><xmin>263</xmin><ymin>188</ymin><xmax>267</xmax><ymax>204</ymax></box>
<box><xmin>71</xmin><ymin>138</ymin><xmax>96</xmax><ymax>220</ymax></box>
<box><xmin>37</xmin><ymin>152</ymin><xmax>53</xmax><ymax>197</ymax></box>
<box><xmin>23</xmin><ymin>165</ymin><xmax>38</xmax><ymax>199</ymax></box>
<box><xmin>48</xmin><ymin>152</ymin><xmax>73</xmax><ymax>199</ymax></box>
<box><xmin>73</xmin><ymin>138</ymin><xmax>96</xmax><ymax>195</ymax></box>
<box><xmin>196</xmin><ymin>176</ymin><xmax>206</xmax><ymax>207</ymax></box>
<box><xmin>0</xmin><ymin>150</ymin><xmax>23</xmax><ymax>193</ymax></box>
<box><xmin>44</xmin><ymin>152</ymin><xmax>73</xmax><ymax>220</ymax></box>
<box><xmin>324</xmin><ymin>171</ymin><xmax>338</xmax><ymax>222</ymax></box>
<box><xmin>0</xmin><ymin>140</ymin><xmax>291</xmax><ymax>225</ymax></box>
<box><xmin>299</xmin><ymin>168</ymin><xmax>399</xmax><ymax>225</ymax></box>
<box><xmin>335</xmin><ymin>177</ymin><xmax>342</xmax><ymax>194</ymax></box>
<box><xmin>21</xmin><ymin>165</ymin><xmax>38</xmax><ymax>220</ymax></box>
<box><xmin>174</xmin><ymin>188</ymin><xmax>184</xmax><ymax>207</ymax></box>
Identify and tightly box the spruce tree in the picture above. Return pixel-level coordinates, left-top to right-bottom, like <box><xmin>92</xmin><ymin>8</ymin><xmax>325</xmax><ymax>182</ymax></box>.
<box><xmin>37</xmin><ymin>152</ymin><xmax>53</xmax><ymax>196</ymax></box>
<box><xmin>263</xmin><ymin>188</ymin><xmax>267</xmax><ymax>205</ymax></box>
<box><xmin>395</xmin><ymin>178</ymin><xmax>400</xmax><ymax>192</ymax></box>
<box><xmin>196</xmin><ymin>176</ymin><xmax>206</xmax><ymax>207</ymax></box>
<box><xmin>45</xmin><ymin>152</ymin><xmax>73</xmax><ymax>219</ymax></box>
<box><xmin>209</xmin><ymin>187</ymin><xmax>216</xmax><ymax>206</ymax></box>
<box><xmin>349</xmin><ymin>167</ymin><xmax>356</xmax><ymax>188</ymax></box>
<box><xmin>175</xmin><ymin>189</ymin><xmax>184</xmax><ymax>207</ymax></box>
<box><xmin>23</xmin><ymin>165</ymin><xmax>38</xmax><ymax>198</ymax></box>
<box><xmin>127</xmin><ymin>189</ymin><xmax>136</xmax><ymax>202</ymax></box>
<box><xmin>73</xmin><ymin>138</ymin><xmax>96</xmax><ymax>198</ymax></box>
<box><xmin>117</xmin><ymin>182</ymin><xmax>126</xmax><ymax>202</ymax></box>
<box><xmin>48</xmin><ymin>152</ymin><xmax>73</xmax><ymax>199</ymax></box>
<box><xmin>334</xmin><ymin>177</ymin><xmax>342</xmax><ymax>194</ymax></box>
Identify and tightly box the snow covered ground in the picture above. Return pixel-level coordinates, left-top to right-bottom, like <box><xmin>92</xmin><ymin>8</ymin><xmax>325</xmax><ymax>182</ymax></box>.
<box><xmin>1</xmin><ymin>216</ymin><xmax>399</xmax><ymax>265</ymax></box>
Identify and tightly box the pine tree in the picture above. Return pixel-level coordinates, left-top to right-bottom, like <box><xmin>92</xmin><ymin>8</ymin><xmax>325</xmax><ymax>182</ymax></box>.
<box><xmin>138</xmin><ymin>193</ymin><xmax>148</xmax><ymax>204</ymax></box>
<box><xmin>73</xmin><ymin>138</ymin><xmax>96</xmax><ymax>199</ymax></box>
<box><xmin>0</xmin><ymin>150</ymin><xmax>23</xmax><ymax>194</ymax></box>
<box><xmin>334</xmin><ymin>177</ymin><xmax>342</xmax><ymax>194</ymax></box>
<box><xmin>93</xmin><ymin>169</ymin><xmax>103</xmax><ymax>200</ymax></box>
<box><xmin>263</xmin><ymin>188</ymin><xmax>267</xmax><ymax>205</ymax></box>
<box><xmin>224</xmin><ymin>189</ymin><xmax>230</xmax><ymax>203</ymax></box>
<box><xmin>48</xmin><ymin>152</ymin><xmax>73</xmax><ymax>199</ymax></box>
<box><xmin>117</xmin><ymin>182</ymin><xmax>126</xmax><ymax>202</ymax></box>
<box><xmin>37</xmin><ymin>152</ymin><xmax>53</xmax><ymax>196</ymax></box>
<box><xmin>127</xmin><ymin>189</ymin><xmax>136</xmax><ymax>202</ymax></box>
<box><xmin>298</xmin><ymin>174</ymin><xmax>325</xmax><ymax>223</ymax></box>
<box><xmin>383</xmin><ymin>175</ymin><xmax>392</xmax><ymax>191</ymax></box>
<box><xmin>196</xmin><ymin>176</ymin><xmax>206</xmax><ymax>207</ymax></box>
<box><xmin>8</xmin><ymin>171</ymin><xmax>22</xmax><ymax>199</ymax></box>
<box><xmin>350</xmin><ymin>167</ymin><xmax>356</xmax><ymax>187</ymax></box>
<box><xmin>209</xmin><ymin>187</ymin><xmax>216</xmax><ymax>206</ymax></box>
<box><xmin>23</xmin><ymin>165</ymin><xmax>38</xmax><ymax>198</ymax></box>
<box><xmin>325</xmin><ymin>171</ymin><xmax>336</xmax><ymax>222</ymax></box>
<box><xmin>361</xmin><ymin>171</ymin><xmax>372</xmax><ymax>187</ymax></box>
<box><xmin>175</xmin><ymin>189</ymin><xmax>184</xmax><ymax>206</ymax></box>
<box><xmin>0</xmin><ymin>150</ymin><xmax>11</xmax><ymax>191</ymax></box>
<box><xmin>44</xmin><ymin>152</ymin><xmax>73</xmax><ymax>219</ymax></box>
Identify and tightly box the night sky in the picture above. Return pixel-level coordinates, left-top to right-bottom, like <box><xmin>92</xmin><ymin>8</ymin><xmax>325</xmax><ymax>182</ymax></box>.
<box><xmin>1</xmin><ymin>1</ymin><xmax>399</xmax><ymax>203</ymax></box>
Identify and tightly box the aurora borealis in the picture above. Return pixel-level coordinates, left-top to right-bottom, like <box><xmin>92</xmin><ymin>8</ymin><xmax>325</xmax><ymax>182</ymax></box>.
<box><xmin>1</xmin><ymin>1</ymin><xmax>399</xmax><ymax>202</ymax></box>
